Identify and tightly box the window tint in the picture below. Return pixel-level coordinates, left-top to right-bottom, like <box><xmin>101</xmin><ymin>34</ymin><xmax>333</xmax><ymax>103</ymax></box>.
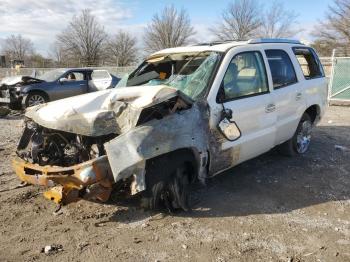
<box><xmin>265</xmin><ymin>50</ymin><xmax>297</xmax><ymax>89</ymax></box>
<box><xmin>293</xmin><ymin>47</ymin><xmax>324</xmax><ymax>79</ymax></box>
<box><xmin>220</xmin><ymin>51</ymin><xmax>268</xmax><ymax>101</ymax></box>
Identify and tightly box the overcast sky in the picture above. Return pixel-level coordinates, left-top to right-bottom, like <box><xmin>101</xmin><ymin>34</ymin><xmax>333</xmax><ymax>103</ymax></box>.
<box><xmin>0</xmin><ymin>0</ymin><xmax>332</xmax><ymax>55</ymax></box>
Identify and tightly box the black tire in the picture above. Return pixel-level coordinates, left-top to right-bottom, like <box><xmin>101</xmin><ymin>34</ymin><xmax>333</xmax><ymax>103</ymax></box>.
<box><xmin>141</xmin><ymin>151</ymin><xmax>195</xmax><ymax>212</ymax></box>
<box><xmin>25</xmin><ymin>91</ymin><xmax>48</xmax><ymax>107</ymax></box>
<box><xmin>277</xmin><ymin>113</ymin><xmax>312</xmax><ymax>156</ymax></box>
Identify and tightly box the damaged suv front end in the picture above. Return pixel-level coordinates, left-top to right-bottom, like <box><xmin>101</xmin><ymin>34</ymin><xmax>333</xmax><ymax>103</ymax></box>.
<box><xmin>12</xmin><ymin>50</ymin><xmax>221</xmax><ymax>208</ymax></box>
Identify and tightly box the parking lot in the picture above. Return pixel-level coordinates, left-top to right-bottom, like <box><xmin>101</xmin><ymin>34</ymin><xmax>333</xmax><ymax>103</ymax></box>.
<box><xmin>0</xmin><ymin>106</ymin><xmax>349</xmax><ymax>262</ymax></box>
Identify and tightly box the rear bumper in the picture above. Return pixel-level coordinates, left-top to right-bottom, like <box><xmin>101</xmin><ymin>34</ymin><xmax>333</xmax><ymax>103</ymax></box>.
<box><xmin>12</xmin><ymin>156</ymin><xmax>114</xmax><ymax>204</ymax></box>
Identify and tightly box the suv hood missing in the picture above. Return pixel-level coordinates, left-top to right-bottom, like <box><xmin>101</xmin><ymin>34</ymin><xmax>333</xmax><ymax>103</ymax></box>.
<box><xmin>25</xmin><ymin>85</ymin><xmax>185</xmax><ymax>136</ymax></box>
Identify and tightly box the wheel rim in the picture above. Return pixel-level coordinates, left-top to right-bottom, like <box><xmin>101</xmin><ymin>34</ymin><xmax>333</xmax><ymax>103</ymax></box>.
<box><xmin>296</xmin><ymin>120</ymin><xmax>312</xmax><ymax>154</ymax></box>
<box><xmin>28</xmin><ymin>95</ymin><xmax>45</xmax><ymax>106</ymax></box>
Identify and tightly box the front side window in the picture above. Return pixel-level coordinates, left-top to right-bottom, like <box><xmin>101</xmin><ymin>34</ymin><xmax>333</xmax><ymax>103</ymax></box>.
<box><xmin>64</xmin><ymin>72</ymin><xmax>85</xmax><ymax>81</ymax></box>
<box><xmin>293</xmin><ymin>47</ymin><xmax>324</xmax><ymax>79</ymax></box>
<box><xmin>220</xmin><ymin>51</ymin><xmax>269</xmax><ymax>101</ymax></box>
<box><xmin>265</xmin><ymin>50</ymin><xmax>297</xmax><ymax>89</ymax></box>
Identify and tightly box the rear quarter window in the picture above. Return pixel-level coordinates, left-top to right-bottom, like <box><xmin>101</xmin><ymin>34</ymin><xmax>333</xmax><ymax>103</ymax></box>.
<box><xmin>92</xmin><ymin>70</ymin><xmax>111</xmax><ymax>80</ymax></box>
<box><xmin>292</xmin><ymin>47</ymin><xmax>324</xmax><ymax>79</ymax></box>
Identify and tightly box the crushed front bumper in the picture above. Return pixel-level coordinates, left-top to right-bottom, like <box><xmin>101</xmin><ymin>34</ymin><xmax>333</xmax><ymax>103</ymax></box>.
<box><xmin>12</xmin><ymin>156</ymin><xmax>114</xmax><ymax>205</ymax></box>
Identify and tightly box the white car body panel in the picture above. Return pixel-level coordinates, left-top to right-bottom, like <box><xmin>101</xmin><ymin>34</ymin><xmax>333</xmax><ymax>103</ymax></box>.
<box><xmin>206</xmin><ymin>42</ymin><xmax>327</xmax><ymax>171</ymax></box>
<box><xmin>0</xmin><ymin>76</ymin><xmax>23</xmax><ymax>86</ymax></box>
<box><xmin>89</xmin><ymin>70</ymin><xmax>113</xmax><ymax>91</ymax></box>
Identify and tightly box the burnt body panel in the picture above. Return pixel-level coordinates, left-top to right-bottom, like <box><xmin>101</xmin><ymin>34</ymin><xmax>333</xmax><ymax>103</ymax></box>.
<box><xmin>105</xmin><ymin>102</ymin><xmax>210</xmax><ymax>183</ymax></box>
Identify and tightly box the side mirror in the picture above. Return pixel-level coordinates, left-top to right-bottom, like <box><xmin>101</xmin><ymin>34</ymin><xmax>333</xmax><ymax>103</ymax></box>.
<box><xmin>59</xmin><ymin>78</ymin><xmax>67</xmax><ymax>83</ymax></box>
<box><xmin>217</xmin><ymin>108</ymin><xmax>241</xmax><ymax>141</ymax></box>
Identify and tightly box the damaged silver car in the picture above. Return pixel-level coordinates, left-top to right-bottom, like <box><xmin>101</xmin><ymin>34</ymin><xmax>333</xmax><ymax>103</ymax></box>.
<box><xmin>13</xmin><ymin>39</ymin><xmax>327</xmax><ymax>211</ymax></box>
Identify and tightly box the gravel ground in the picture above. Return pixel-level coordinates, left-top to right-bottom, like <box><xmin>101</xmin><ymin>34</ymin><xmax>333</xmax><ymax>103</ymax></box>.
<box><xmin>0</xmin><ymin>106</ymin><xmax>349</xmax><ymax>262</ymax></box>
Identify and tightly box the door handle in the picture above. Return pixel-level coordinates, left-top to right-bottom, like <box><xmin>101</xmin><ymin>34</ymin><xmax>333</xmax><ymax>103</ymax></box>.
<box><xmin>296</xmin><ymin>92</ymin><xmax>302</xmax><ymax>101</ymax></box>
<box><xmin>265</xmin><ymin>103</ymin><xmax>276</xmax><ymax>113</ymax></box>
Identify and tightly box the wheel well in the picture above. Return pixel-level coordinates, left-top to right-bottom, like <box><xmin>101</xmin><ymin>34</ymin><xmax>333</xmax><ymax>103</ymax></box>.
<box><xmin>27</xmin><ymin>90</ymin><xmax>49</xmax><ymax>100</ymax></box>
<box><xmin>145</xmin><ymin>148</ymin><xmax>198</xmax><ymax>182</ymax></box>
<box><xmin>305</xmin><ymin>105</ymin><xmax>320</xmax><ymax>123</ymax></box>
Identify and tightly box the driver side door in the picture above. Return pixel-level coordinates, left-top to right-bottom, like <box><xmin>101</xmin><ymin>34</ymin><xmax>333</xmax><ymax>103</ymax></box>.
<box><xmin>51</xmin><ymin>71</ymin><xmax>88</xmax><ymax>101</ymax></box>
<box><xmin>209</xmin><ymin>50</ymin><xmax>277</xmax><ymax>174</ymax></box>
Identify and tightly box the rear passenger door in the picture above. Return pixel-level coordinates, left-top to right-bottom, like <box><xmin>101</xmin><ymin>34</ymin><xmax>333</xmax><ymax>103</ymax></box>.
<box><xmin>264</xmin><ymin>49</ymin><xmax>305</xmax><ymax>145</ymax></box>
<box><xmin>88</xmin><ymin>70</ymin><xmax>112</xmax><ymax>91</ymax></box>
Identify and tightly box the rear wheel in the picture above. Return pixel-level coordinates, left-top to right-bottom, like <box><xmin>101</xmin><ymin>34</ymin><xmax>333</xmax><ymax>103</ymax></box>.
<box><xmin>278</xmin><ymin>113</ymin><xmax>312</xmax><ymax>156</ymax></box>
<box><xmin>25</xmin><ymin>92</ymin><xmax>48</xmax><ymax>107</ymax></box>
<box><xmin>141</xmin><ymin>152</ymin><xmax>195</xmax><ymax>212</ymax></box>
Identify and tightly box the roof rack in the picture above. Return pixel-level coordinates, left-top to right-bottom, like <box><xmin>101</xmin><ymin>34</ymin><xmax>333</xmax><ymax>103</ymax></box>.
<box><xmin>193</xmin><ymin>39</ymin><xmax>245</xmax><ymax>46</ymax></box>
<box><xmin>247</xmin><ymin>38</ymin><xmax>303</xmax><ymax>45</ymax></box>
<box><xmin>192</xmin><ymin>38</ymin><xmax>303</xmax><ymax>47</ymax></box>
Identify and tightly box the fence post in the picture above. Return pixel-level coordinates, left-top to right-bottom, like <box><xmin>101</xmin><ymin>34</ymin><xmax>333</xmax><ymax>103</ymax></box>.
<box><xmin>328</xmin><ymin>49</ymin><xmax>336</xmax><ymax>105</ymax></box>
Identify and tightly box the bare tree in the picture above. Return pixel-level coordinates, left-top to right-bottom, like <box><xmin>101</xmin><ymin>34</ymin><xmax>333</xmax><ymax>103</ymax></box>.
<box><xmin>49</xmin><ymin>42</ymin><xmax>67</xmax><ymax>66</ymax></box>
<box><xmin>211</xmin><ymin>0</ymin><xmax>262</xmax><ymax>41</ymax></box>
<box><xmin>258</xmin><ymin>1</ymin><xmax>298</xmax><ymax>38</ymax></box>
<box><xmin>106</xmin><ymin>31</ymin><xmax>138</xmax><ymax>66</ymax></box>
<box><xmin>144</xmin><ymin>5</ymin><xmax>196</xmax><ymax>53</ymax></box>
<box><xmin>57</xmin><ymin>9</ymin><xmax>107</xmax><ymax>66</ymax></box>
<box><xmin>313</xmin><ymin>0</ymin><xmax>350</xmax><ymax>55</ymax></box>
<box><xmin>1</xmin><ymin>34</ymin><xmax>34</xmax><ymax>61</ymax></box>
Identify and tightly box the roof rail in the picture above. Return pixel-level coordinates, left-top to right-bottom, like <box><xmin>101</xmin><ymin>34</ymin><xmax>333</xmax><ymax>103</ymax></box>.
<box><xmin>193</xmin><ymin>39</ymin><xmax>245</xmax><ymax>46</ymax></box>
<box><xmin>248</xmin><ymin>38</ymin><xmax>303</xmax><ymax>45</ymax></box>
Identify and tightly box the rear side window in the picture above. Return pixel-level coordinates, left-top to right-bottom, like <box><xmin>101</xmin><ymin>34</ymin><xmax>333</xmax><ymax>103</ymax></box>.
<box><xmin>293</xmin><ymin>47</ymin><xmax>324</xmax><ymax>79</ymax></box>
<box><xmin>92</xmin><ymin>70</ymin><xmax>110</xmax><ymax>80</ymax></box>
<box><xmin>265</xmin><ymin>50</ymin><xmax>297</xmax><ymax>89</ymax></box>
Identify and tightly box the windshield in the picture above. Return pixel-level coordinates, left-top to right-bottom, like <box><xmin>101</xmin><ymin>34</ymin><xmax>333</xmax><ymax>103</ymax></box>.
<box><xmin>117</xmin><ymin>51</ymin><xmax>221</xmax><ymax>100</ymax></box>
<box><xmin>39</xmin><ymin>69</ymin><xmax>66</xmax><ymax>82</ymax></box>
<box><xmin>166</xmin><ymin>52</ymin><xmax>220</xmax><ymax>99</ymax></box>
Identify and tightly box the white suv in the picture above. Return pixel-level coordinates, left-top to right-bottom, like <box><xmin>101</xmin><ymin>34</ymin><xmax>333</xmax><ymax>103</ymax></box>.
<box><xmin>14</xmin><ymin>39</ymin><xmax>327</xmax><ymax>211</ymax></box>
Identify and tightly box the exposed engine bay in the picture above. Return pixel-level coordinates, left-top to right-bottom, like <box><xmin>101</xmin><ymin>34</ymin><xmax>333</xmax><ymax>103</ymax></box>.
<box><xmin>16</xmin><ymin>118</ymin><xmax>115</xmax><ymax>167</ymax></box>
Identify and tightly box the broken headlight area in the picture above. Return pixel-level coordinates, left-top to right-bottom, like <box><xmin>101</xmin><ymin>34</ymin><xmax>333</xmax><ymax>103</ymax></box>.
<box><xmin>16</xmin><ymin>118</ymin><xmax>116</xmax><ymax>166</ymax></box>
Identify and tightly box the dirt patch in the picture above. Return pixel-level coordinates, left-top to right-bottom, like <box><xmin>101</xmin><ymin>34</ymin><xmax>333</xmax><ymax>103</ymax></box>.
<box><xmin>0</xmin><ymin>107</ymin><xmax>349</xmax><ymax>261</ymax></box>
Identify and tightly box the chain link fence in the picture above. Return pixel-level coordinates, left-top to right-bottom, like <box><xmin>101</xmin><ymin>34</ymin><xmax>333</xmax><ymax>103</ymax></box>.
<box><xmin>328</xmin><ymin>52</ymin><xmax>350</xmax><ymax>104</ymax></box>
